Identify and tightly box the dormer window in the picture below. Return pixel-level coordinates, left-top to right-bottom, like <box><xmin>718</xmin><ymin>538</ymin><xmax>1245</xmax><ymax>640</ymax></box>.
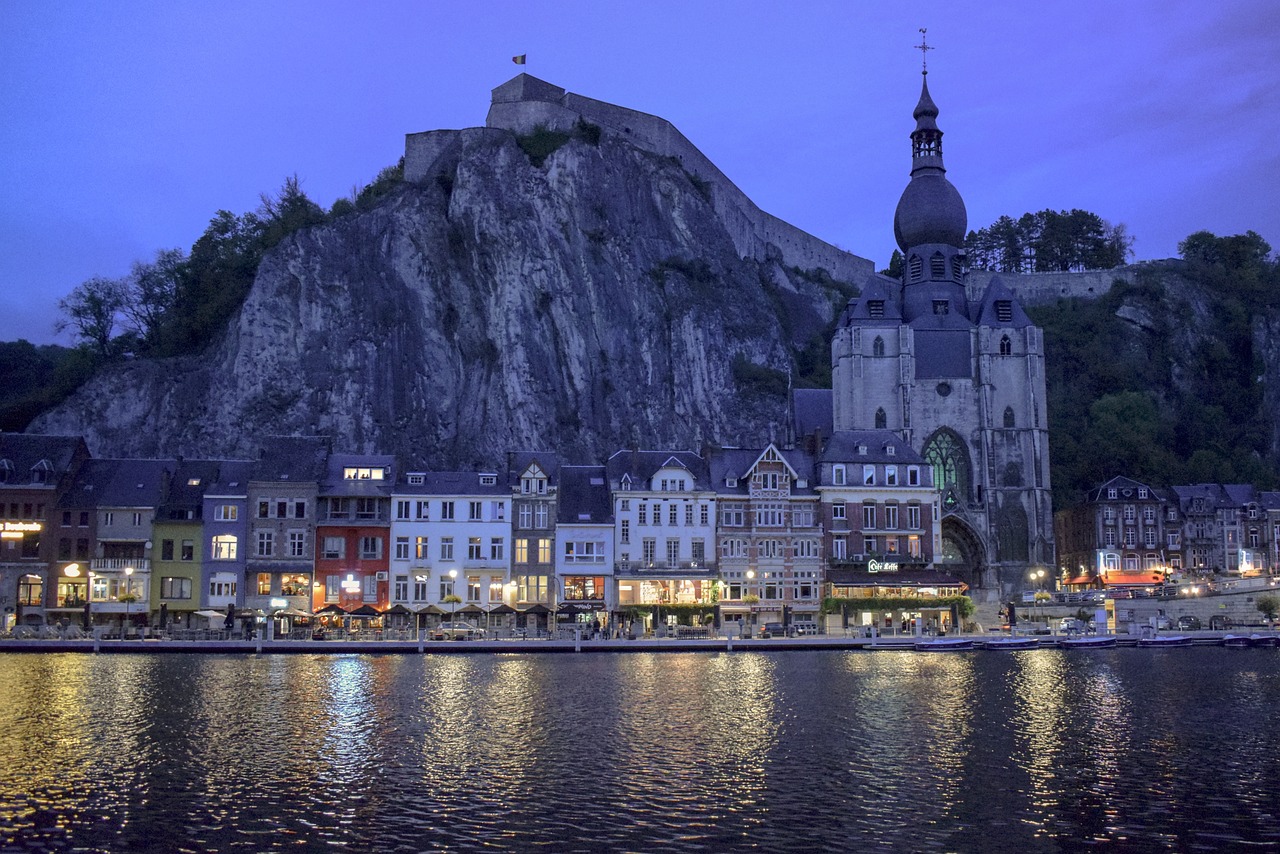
<box><xmin>857</xmin><ymin>444</ymin><xmax>867</xmax><ymax>455</ymax></box>
<box><xmin>1138</xmin><ymin>488</ymin><xmax>1148</xmax><ymax>499</ymax></box>
<box><xmin>343</xmin><ymin>467</ymin><xmax>385</xmax><ymax>481</ymax></box>
<box><xmin>995</xmin><ymin>301</ymin><xmax>1013</xmax><ymax>323</ymax></box>
<box><xmin>30</xmin><ymin>461</ymin><xmax>52</xmax><ymax>484</ymax></box>
<box><xmin>868</xmin><ymin>300</ymin><xmax>885</xmax><ymax>318</ymax></box>
<box><xmin>1108</xmin><ymin>488</ymin><xmax>1117</xmax><ymax>499</ymax></box>
<box><xmin>930</xmin><ymin>252</ymin><xmax>945</xmax><ymax>279</ymax></box>
<box><xmin>908</xmin><ymin>255</ymin><xmax>923</xmax><ymax>282</ymax></box>
<box><xmin>480</xmin><ymin>474</ymin><xmax>497</xmax><ymax>486</ymax></box>
<box><xmin>726</xmin><ymin>476</ymin><xmax>738</xmax><ymax>488</ymax></box>
<box><xmin>885</xmin><ymin>444</ymin><xmax>896</xmax><ymax>456</ymax></box>
<box><xmin>408</xmin><ymin>473</ymin><xmax>425</xmax><ymax>485</ymax></box>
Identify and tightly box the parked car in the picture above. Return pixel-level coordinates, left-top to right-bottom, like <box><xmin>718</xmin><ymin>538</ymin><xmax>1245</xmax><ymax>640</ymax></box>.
<box><xmin>1153</xmin><ymin>615</ymin><xmax>1174</xmax><ymax>630</ymax></box>
<box><xmin>433</xmin><ymin>621</ymin><xmax>484</xmax><ymax>640</ymax></box>
<box><xmin>1175</xmin><ymin>615</ymin><xmax>1202</xmax><ymax>631</ymax></box>
<box><xmin>1209</xmin><ymin>615</ymin><xmax>1233</xmax><ymax>631</ymax></box>
<box><xmin>759</xmin><ymin>622</ymin><xmax>789</xmax><ymax>638</ymax></box>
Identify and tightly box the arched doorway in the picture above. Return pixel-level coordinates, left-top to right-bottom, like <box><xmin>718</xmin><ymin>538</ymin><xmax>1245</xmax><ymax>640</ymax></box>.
<box><xmin>935</xmin><ymin>516</ymin><xmax>986</xmax><ymax>590</ymax></box>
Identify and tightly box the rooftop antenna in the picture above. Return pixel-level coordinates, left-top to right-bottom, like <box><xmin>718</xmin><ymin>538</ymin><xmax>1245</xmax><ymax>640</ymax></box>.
<box><xmin>915</xmin><ymin>28</ymin><xmax>933</xmax><ymax>75</ymax></box>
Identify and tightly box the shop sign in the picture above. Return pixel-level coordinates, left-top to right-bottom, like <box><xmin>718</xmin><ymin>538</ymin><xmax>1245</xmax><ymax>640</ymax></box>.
<box><xmin>867</xmin><ymin>559</ymin><xmax>899</xmax><ymax>573</ymax></box>
<box><xmin>0</xmin><ymin>521</ymin><xmax>42</xmax><ymax>539</ymax></box>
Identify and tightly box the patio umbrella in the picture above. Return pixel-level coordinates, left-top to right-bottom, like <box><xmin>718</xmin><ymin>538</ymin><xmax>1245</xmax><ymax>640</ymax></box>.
<box><xmin>455</xmin><ymin>604</ymin><xmax>484</xmax><ymax>616</ymax></box>
<box><xmin>384</xmin><ymin>604</ymin><xmax>414</xmax><ymax>615</ymax></box>
<box><xmin>81</xmin><ymin>601</ymin><xmax>91</xmax><ymax>631</ymax></box>
<box><xmin>315</xmin><ymin>604</ymin><xmax>348</xmax><ymax>615</ymax></box>
<box><xmin>488</xmin><ymin>603</ymin><xmax>516</xmax><ymax>615</ymax></box>
<box><xmin>159</xmin><ymin>603</ymin><xmax>168</xmax><ymax>629</ymax></box>
<box><xmin>348</xmin><ymin>605</ymin><xmax>381</xmax><ymax>618</ymax></box>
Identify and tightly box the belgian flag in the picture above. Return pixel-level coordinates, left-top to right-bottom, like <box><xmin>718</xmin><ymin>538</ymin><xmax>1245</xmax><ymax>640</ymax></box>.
<box><xmin>512</xmin><ymin>54</ymin><xmax>527</xmax><ymax>65</ymax></box>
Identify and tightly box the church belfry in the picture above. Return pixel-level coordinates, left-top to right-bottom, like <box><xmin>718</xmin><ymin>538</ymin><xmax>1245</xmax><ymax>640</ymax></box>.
<box><xmin>823</xmin><ymin>38</ymin><xmax>1055</xmax><ymax>599</ymax></box>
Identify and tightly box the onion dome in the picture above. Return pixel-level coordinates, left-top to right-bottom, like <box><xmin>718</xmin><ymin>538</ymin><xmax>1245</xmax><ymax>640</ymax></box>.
<box><xmin>892</xmin><ymin>74</ymin><xmax>967</xmax><ymax>252</ymax></box>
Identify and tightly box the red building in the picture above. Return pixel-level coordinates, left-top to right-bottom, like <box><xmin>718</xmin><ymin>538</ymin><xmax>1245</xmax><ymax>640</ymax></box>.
<box><xmin>313</xmin><ymin>454</ymin><xmax>395</xmax><ymax>613</ymax></box>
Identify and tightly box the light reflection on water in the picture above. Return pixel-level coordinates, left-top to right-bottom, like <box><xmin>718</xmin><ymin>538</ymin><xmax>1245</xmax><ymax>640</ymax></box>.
<box><xmin>0</xmin><ymin>649</ymin><xmax>1277</xmax><ymax>852</ymax></box>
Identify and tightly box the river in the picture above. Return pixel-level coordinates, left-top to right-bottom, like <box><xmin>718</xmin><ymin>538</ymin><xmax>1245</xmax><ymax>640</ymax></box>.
<box><xmin>0</xmin><ymin>648</ymin><xmax>1276</xmax><ymax>852</ymax></box>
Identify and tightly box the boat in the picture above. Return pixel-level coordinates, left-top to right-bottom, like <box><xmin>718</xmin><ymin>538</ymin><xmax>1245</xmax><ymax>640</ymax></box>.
<box><xmin>1059</xmin><ymin>635</ymin><xmax>1117</xmax><ymax>649</ymax></box>
<box><xmin>1222</xmin><ymin>635</ymin><xmax>1254</xmax><ymax>649</ymax></box>
<box><xmin>1137</xmin><ymin>635</ymin><xmax>1192</xmax><ymax>648</ymax></box>
<box><xmin>1249</xmin><ymin>634</ymin><xmax>1279</xmax><ymax>648</ymax></box>
<box><xmin>981</xmin><ymin>637</ymin><xmax>1041</xmax><ymax>650</ymax></box>
<box><xmin>914</xmin><ymin>638</ymin><xmax>975</xmax><ymax>652</ymax></box>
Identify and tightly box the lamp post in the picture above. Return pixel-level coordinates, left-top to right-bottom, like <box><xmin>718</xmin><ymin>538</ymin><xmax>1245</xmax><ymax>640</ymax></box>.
<box><xmin>449</xmin><ymin>569</ymin><xmax>458</xmax><ymax>623</ymax></box>
<box><xmin>744</xmin><ymin>570</ymin><xmax>758</xmax><ymax>638</ymax></box>
<box><xmin>1028</xmin><ymin>567</ymin><xmax>1046</xmax><ymax>626</ymax></box>
<box><xmin>124</xmin><ymin>566</ymin><xmax>135</xmax><ymax>638</ymax></box>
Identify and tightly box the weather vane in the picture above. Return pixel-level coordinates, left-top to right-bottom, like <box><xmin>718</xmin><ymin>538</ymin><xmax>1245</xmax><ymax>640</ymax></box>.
<box><xmin>916</xmin><ymin>28</ymin><xmax>933</xmax><ymax>74</ymax></box>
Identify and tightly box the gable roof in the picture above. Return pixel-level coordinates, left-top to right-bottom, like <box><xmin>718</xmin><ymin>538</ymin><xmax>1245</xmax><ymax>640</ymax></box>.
<box><xmin>556</xmin><ymin>466</ymin><xmax>612</xmax><ymax>524</ymax></box>
<box><xmin>604</xmin><ymin>449</ymin><xmax>709</xmax><ymax>489</ymax></box>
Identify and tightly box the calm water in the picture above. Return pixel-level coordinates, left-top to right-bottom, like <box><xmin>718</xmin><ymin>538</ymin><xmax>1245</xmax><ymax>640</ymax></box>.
<box><xmin>0</xmin><ymin>649</ymin><xmax>1277</xmax><ymax>853</ymax></box>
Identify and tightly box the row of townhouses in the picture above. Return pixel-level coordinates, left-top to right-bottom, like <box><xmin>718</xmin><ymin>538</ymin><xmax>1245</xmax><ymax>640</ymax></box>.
<box><xmin>1055</xmin><ymin>475</ymin><xmax>1280</xmax><ymax>590</ymax></box>
<box><xmin>1</xmin><ymin>431</ymin><xmax>960</xmax><ymax>634</ymax></box>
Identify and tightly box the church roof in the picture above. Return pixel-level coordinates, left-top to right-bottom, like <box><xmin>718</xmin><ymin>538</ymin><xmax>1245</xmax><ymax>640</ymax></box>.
<box><xmin>973</xmin><ymin>277</ymin><xmax>1034</xmax><ymax>328</ymax></box>
<box><xmin>841</xmin><ymin>276</ymin><xmax>902</xmax><ymax>325</ymax></box>
<box><xmin>893</xmin><ymin>74</ymin><xmax>967</xmax><ymax>252</ymax></box>
<box><xmin>791</xmin><ymin>389</ymin><xmax>833</xmax><ymax>445</ymax></box>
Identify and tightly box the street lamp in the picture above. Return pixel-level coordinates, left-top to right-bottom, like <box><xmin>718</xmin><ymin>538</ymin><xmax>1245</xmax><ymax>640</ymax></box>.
<box><xmin>124</xmin><ymin>566</ymin><xmax>134</xmax><ymax>638</ymax></box>
<box><xmin>448</xmin><ymin>569</ymin><xmax>458</xmax><ymax>622</ymax></box>
<box><xmin>1028</xmin><ymin>567</ymin><xmax>1047</xmax><ymax>625</ymax></box>
<box><xmin>744</xmin><ymin>570</ymin><xmax>759</xmax><ymax>638</ymax></box>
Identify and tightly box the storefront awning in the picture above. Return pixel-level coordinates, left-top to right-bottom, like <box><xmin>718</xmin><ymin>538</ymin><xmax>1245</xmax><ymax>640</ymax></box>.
<box><xmin>1103</xmin><ymin>573</ymin><xmax>1164</xmax><ymax>587</ymax></box>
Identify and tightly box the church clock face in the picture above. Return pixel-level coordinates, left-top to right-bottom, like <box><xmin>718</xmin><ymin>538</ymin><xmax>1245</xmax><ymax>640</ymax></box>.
<box><xmin>936</xmin><ymin>382</ymin><xmax>951</xmax><ymax>397</ymax></box>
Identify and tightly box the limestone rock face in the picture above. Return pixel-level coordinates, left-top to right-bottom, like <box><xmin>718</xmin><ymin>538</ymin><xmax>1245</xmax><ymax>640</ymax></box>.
<box><xmin>31</xmin><ymin>130</ymin><xmax>856</xmax><ymax>467</ymax></box>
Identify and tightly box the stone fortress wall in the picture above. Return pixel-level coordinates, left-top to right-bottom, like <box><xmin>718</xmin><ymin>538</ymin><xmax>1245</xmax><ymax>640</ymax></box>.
<box><xmin>406</xmin><ymin>75</ymin><xmax>874</xmax><ymax>287</ymax></box>
<box><xmin>966</xmin><ymin>267</ymin><xmax>1137</xmax><ymax>308</ymax></box>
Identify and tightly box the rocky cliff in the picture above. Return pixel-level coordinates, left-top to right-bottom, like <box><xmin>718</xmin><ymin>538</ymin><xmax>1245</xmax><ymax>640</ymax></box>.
<box><xmin>31</xmin><ymin>124</ymin><xmax>863</xmax><ymax>467</ymax></box>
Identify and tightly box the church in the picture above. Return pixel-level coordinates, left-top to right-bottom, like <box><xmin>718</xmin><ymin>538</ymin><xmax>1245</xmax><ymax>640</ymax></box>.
<box><xmin>798</xmin><ymin>68</ymin><xmax>1055</xmax><ymax>597</ymax></box>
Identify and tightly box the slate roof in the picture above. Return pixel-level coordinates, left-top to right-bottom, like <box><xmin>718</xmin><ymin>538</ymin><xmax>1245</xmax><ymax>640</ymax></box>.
<box><xmin>157</xmin><ymin>459</ymin><xmax>227</xmax><ymax>518</ymax></box>
<box><xmin>820</xmin><ymin>431</ymin><xmax>926</xmax><ymax>465</ymax></box>
<box><xmin>839</xmin><ymin>276</ymin><xmax>902</xmax><ymax>326</ymax></box>
<box><xmin>791</xmin><ymin>389</ymin><xmax>833</xmax><ymax>446</ymax></box>
<box><xmin>205</xmin><ymin>460</ymin><xmax>253</xmax><ymax>497</ymax></box>
<box><xmin>251</xmin><ymin>436</ymin><xmax>331</xmax><ymax>483</ymax></box>
<box><xmin>707</xmin><ymin>446</ymin><xmax>818</xmax><ymax>496</ymax></box>
<box><xmin>0</xmin><ymin>434</ymin><xmax>87</xmax><ymax>485</ymax></box>
<box><xmin>1086</xmin><ymin>476</ymin><xmax>1163</xmax><ymax>503</ymax></box>
<box><xmin>972</xmin><ymin>277</ymin><xmax>1034</xmax><ymax>328</ymax></box>
<box><xmin>557</xmin><ymin>466</ymin><xmax>612</xmax><ymax>524</ymax></box>
<box><xmin>395</xmin><ymin>471</ymin><xmax>508</xmax><ymax>497</ymax></box>
<box><xmin>506</xmin><ymin>452</ymin><xmax>561</xmax><ymax>487</ymax></box>
<box><xmin>604</xmin><ymin>449</ymin><xmax>710</xmax><ymax>490</ymax></box>
<box><xmin>322</xmin><ymin>453</ymin><xmax>397</xmax><ymax>496</ymax></box>
<box><xmin>57</xmin><ymin>458</ymin><xmax>174</xmax><ymax>510</ymax></box>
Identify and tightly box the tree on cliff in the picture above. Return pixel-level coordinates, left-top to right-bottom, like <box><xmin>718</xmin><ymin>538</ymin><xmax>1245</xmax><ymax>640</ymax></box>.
<box><xmin>55</xmin><ymin>276</ymin><xmax>127</xmax><ymax>358</ymax></box>
<box><xmin>966</xmin><ymin>209</ymin><xmax>1131</xmax><ymax>273</ymax></box>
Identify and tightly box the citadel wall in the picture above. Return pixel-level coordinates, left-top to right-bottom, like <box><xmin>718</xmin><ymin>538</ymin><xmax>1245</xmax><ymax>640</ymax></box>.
<box><xmin>406</xmin><ymin>75</ymin><xmax>874</xmax><ymax>286</ymax></box>
<box><xmin>966</xmin><ymin>268</ymin><xmax>1136</xmax><ymax>307</ymax></box>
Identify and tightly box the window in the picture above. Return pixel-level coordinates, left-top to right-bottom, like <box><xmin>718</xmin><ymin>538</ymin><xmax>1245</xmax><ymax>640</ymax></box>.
<box><xmin>289</xmin><ymin>532</ymin><xmax>305</xmax><ymax>558</ymax></box>
<box><xmin>638</xmin><ymin>504</ymin><xmax>648</xmax><ymax>526</ymax></box>
<box><xmin>322</xmin><ymin>537</ymin><xmax>345</xmax><ymax>559</ymax></box>
<box><xmin>932</xmin><ymin>300</ymin><xmax>949</xmax><ymax>315</ymax></box>
<box><xmin>132</xmin><ymin>512</ymin><xmax>143</xmax><ymax>527</ymax></box>
<box><xmin>885</xmin><ymin>504</ymin><xmax>899</xmax><ymax>529</ymax></box>
<box><xmin>480</xmin><ymin>474</ymin><xmax>497</xmax><ymax>486</ymax></box>
<box><xmin>999</xmin><ymin>334</ymin><xmax>1012</xmax><ymax>356</ymax></box>
<box><xmin>930</xmin><ymin>252</ymin><xmax>945</xmax><ymax>278</ymax></box>
<box><xmin>356</xmin><ymin>498</ymin><xmax>379</xmax><ymax>520</ymax></box>
<box><xmin>875</xmin><ymin>407</ymin><xmax>887</xmax><ymax>429</ymax></box>
<box><xmin>467</xmin><ymin>575</ymin><xmax>481</xmax><ymax>602</ymax></box>
<box><xmin>666</xmin><ymin>539</ymin><xmax>680</xmax><ymax>567</ymax></box>
<box><xmin>691</xmin><ymin>539</ymin><xmax>705</xmax><ymax>564</ymax></box>
<box><xmin>416</xmin><ymin>501</ymin><xmax>430</xmax><ymax>521</ymax></box>
<box><xmin>161</xmin><ymin>539</ymin><xmax>174</xmax><ymax>561</ymax></box>
<box><xmin>413</xmin><ymin>576</ymin><xmax>429</xmax><ymax>602</ymax></box>
<box><xmin>210</xmin><ymin>577</ymin><xmax>238</xmax><ymax>599</ymax></box>
<box><xmin>160</xmin><ymin>577</ymin><xmax>192</xmax><ymax>599</ymax></box>
<box><xmin>440</xmin><ymin>501</ymin><xmax>455</xmax><ymax>521</ymax></box>
<box><xmin>211</xmin><ymin>534</ymin><xmax>237</xmax><ymax>560</ymax></box>
<box><xmin>258</xmin><ymin>501</ymin><xmax>270</xmax><ymax>519</ymax></box>
<box><xmin>490</xmin><ymin>537</ymin><xmax>504</xmax><ymax>560</ymax></box>
<box><xmin>394</xmin><ymin>576</ymin><xmax>409</xmax><ymax>601</ymax></box>
<box><xmin>565</xmin><ymin>541</ymin><xmax>605</xmax><ymax>563</ymax></box>
<box><xmin>685</xmin><ymin>504</ymin><xmax>694</xmax><ymax>525</ymax></box>
<box><xmin>872</xmin><ymin>336</ymin><xmax>885</xmax><ymax>356</ymax></box>
<box><xmin>1124</xmin><ymin>505</ymin><xmax>1136</xmax><ymax>523</ymax></box>
<box><xmin>415</xmin><ymin>537</ymin><xmax>428</xmax><ymax>560</ymax></box>
<box><xmin>908</xmin><ymin>254</ymin><xmax>923</xmax><ymax>281</ymax></box>
<box><xmin>868</xmin><ymin>301</ymin><xmax>885</xmax><ymax>319</ymax></box>
<box><xmin>276</xmin><ymin>500</ymin><xmax>288</xmax><ymax>519</ymax></box>
<box><xmin>534</xmin><ymin>503</ymin><xmax>549</xmax><ymax>529</ymax></box>
<box><xmin>395</xmin><ymin>537</ymin><xmax>410</xmax><ymax>560</ymax></box>
<box><xmin>469</xmin><ymin>501</ymin><xmax>482</xmax><ymax>521</ymax></box>
<box><xmin>700</xmin><ymin>505</ymin><xmax>709</xmax><ymax>526</ymax></box>
<box><xmin>256</xmin><ymin>531</ymin><xmax>274</xmax><ymax>557</ymax></box>
<box><xmin>440</xmin><ymin>537</ymin><xmax>454</xmax><ymax>561</ymax></box>
<box><xmin>832</xmin><ymin>465</ymin><xmax>846</xmax><ymax>486</ymax></box>
<box><xmin>343</xmin><ymin>467</ymin><xmax>385</xmax><ymax>481</ymax></box>
<box><xmin>281</xmin><ymin>574</ymin><xmax>307</xmax><ymax>596</ymax></box>
<box><xmin>907</xmin><ymin>504</ymin><xmax>921</xmax><ymax>529</ymax></box>
<box><xmin>294</xmin><ymin>501</ymin><xmax>306</xmax><ymax>519</ymax></box>
<box><xmin>1003</xmin><ymin>407</ymin><xmax>1015</xmax><ymax>428</ymax></box>
<box><xmin>491</xmin><ymin>501</ymin><xmax>505</xmax><ymax>521</ymax></box>
<box><xmin>831</xmin><ymin>538</ymin><xmax>847</xmax><ymax>560</ymax></box>
<box><xmin>537</xmin><ymin>539</ymin><xmax>551</xmax><ymax>563</ymax></box>
<box><xmin>996</xmin><ymin>301</ymin><xmax>1013</xmax><ymax>323</ymax></box>
<box><xmin>756</xmin><ymin>503</ymin><xmax>785</xmax><ymax>527</ymax></box>
<box><xmin>863</xmin><ymin>465</ymin><xmax>876</xmax><ymax>486</ymax></box>
<box><xmin>520</xmin><ymin>504</ymin><xmax>533</xmax><ymax>528</ymax></box>
<box><xmin>922</xmin><ymin>430</ymin><xmax>969</xmax><ymax>496</ymax></box>
<box><xmin>668</xmin><ymin>504</ymin><xmax>677</xmax><ymax>526</ymax></box>
<box><xmin>396</xmin><ymin>500</ymin><xmax>410</xmax><ymax>520</ymax></box>
<box><xmin>621</xmin><ymin>519</ymin><xmax>630</xmax><ymax>544</ymax></box>
<box><xmin>257</xmin><ymin>573</ymin><xmax>271</xmax><ymax>595</ymax></box>
<box><xmin>181</xmin><ymin>540</ymin><xmax>194</xmax><ymax>561</ymax></box>
<box><xmin>515</xmin><ymin>538</ymin><xmax>530</xmax><ymax>564</ymax></box>
<box><xmin>517</xmin><ymin>574</ymin><xmax>547</xmax><ymax>602</ymax></box>
<box><xmin>864</xmin><ymin>536</ymin><xmax>877</xmax><ymax>554</ymax></box>
<box><xmin>643</xmin><ymin>538</ymin><xmax>656</xmax><ymax>565</ymax></box>
<box><xmin>863</xmin><ymin>504</ymin><xmax>877</xmax><ymax>529</ymax></box>
<box><xmin>721</xmin><ymin>504</ymin><xmax>744</xmax><ymax>526</ymax></box>
<box><xmin>468</xmin><ymin>537</ymin><xmax>482</xmax><ymax>560</ymax></box>
<box><xmin>103</xmin><ymin>512</ymin><xmax>114</xmax><ymax>527</ymax></box>
<box><xmin>215</xmin><ymin>505</ymin><xmax>238</xmax><ymax>522</ymax></box>
<box><xmin>885</xmin><ymin>465</ymin><xmax>898</xmax><ymax>486</ymax></box>
<box><xmin>832</xmin><ymin>503</ymin><xmax>846</xmax><ymax>521</ymax></box>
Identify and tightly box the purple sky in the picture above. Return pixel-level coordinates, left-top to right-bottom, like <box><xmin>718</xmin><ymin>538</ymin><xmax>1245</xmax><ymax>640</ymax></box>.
<box><xmin>3</xmin><ymin>0</ymin><xmax>1277</xmax><ymax>346</ymax></box>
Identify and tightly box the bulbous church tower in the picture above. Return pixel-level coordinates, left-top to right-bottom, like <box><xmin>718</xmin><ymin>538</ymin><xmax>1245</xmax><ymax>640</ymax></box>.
<box><xmin>829</xmin><ymin>70</ymin><xmax>1055</xmax><ymax>597</ymax></box>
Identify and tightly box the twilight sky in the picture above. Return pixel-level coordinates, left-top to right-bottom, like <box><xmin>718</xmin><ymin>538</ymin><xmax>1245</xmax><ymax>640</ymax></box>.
<box><xmin>2</xmin><ymin>0</ymin><xmax>1277</xmax><ymax>346</ymax></box>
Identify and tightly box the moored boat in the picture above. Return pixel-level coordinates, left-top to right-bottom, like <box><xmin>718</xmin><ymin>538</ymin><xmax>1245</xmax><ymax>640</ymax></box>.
<box><xmin>981</xmin><ymin>637</ymin><xmax>1041</xmax><ymax>650</ymax></box>
<box><xmin>1059</xmin><ymin>635</ymin><xmax>1117</xmax><ymax>649</ymax></box>
<box><xmin>1137</xmin><ymin>635</ymin><xmax>1192</xmax><ymax>648</ymax></box>
<box><xmin>1249</xmin><ymin>634</ymin><xmax>1279</xmax><ymax>648</ymax></box>
<box><xmin>914</xmin><ymin>638</ymin><xmax>975</xmax><ymax>652</ymax></box>
<box><xmin>1222</xmin><ymin>635</ymin><xmax>1254</xmax><ymax>649</ymax></box>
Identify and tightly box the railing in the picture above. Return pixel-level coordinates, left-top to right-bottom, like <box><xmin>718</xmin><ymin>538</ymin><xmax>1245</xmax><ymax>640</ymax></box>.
<box><xmin>90</xmin><ymin>559</ymin><xmax>151</xmax><ymax>572</ymax></box>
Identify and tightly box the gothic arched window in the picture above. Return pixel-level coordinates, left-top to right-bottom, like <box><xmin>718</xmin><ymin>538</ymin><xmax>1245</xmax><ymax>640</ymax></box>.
<box><xmin>922</xmin><ymin>429</ymin><xmax>971</xmax><ymax>500</ymax></box>
<box><xmin>999</xmin><ymin>334</ymin><xmax>1012</xmax><ymax>356</ymax></box>
<box><xmin>872</xmin><ymin>336</ymin><xmax>885</xmax><ymax>357</ymax></box>
<box><xmin>1003</xmin><ymin>406</ymin><xmax>1015</xmax><ymax>428</ymax></box>
<box><xmin>875</xmin><ymin>408</ymin><xmax>887</xmax><ymax>429</ymax></box>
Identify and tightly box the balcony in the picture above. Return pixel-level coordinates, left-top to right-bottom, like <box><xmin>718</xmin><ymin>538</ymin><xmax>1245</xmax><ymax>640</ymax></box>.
<box><xmin>90</xmin><ymin>559</ymin><xmax>151</xmax><ymax>572</ymax></box>
<box><xmin>614</xmin><ymin>560</ymin><xmax>717</xmax><ymax>577</ymax></box>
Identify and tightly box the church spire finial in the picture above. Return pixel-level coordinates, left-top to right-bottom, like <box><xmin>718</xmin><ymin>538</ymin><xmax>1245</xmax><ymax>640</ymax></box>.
<box><xmin>915</xmin><ymin>28</ymin><xmax>933</xmax><ymax>75</ymax></box>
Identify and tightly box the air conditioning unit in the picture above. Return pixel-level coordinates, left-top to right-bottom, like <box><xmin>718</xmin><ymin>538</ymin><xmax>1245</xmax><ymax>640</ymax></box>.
<box><xmin>375</xmin><ymin>571</ymin><xmax>389</xmax><ymax>581</ymax></box>
<box><xmin>852</xmin><ymin>554</ymin><xmax>866</xmax><ymax>562</ymax></box>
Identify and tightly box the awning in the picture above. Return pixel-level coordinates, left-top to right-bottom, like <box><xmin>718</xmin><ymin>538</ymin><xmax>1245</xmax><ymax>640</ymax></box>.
<box><xmin>272</xmin><ymin>607</ymin><xmax>313</xmax><ymax>618</ymax></box>
<box><xmin>1064</xmin><ymin>576</ymin><xmax>1098</xmax><ymax>586</ymax></box>
<box><xmin>1104</xmin><ymin>574</ymin><xmax>1164</xmax><ymax>587</ymax></box>
<box><xmin>194</xmin><ymin>610</ymin><xmax>227</xmax><ymax>620</ymax></box>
